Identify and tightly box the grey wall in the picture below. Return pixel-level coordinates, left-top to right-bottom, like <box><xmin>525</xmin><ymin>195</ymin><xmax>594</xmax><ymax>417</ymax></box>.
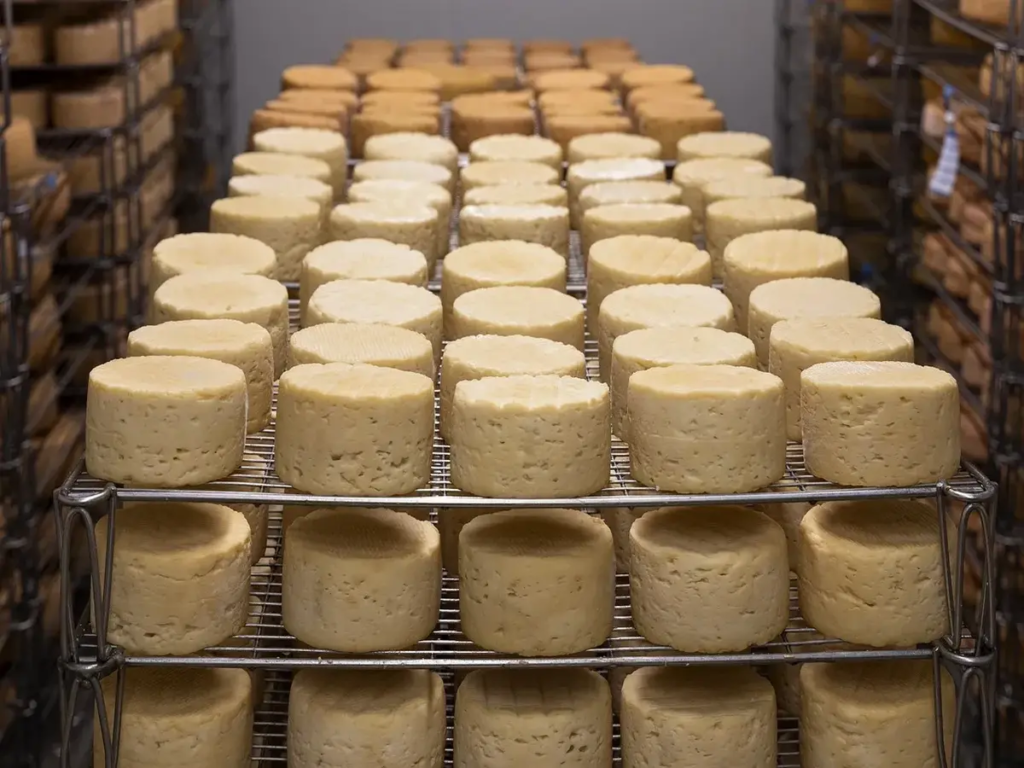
<box><xmin>232</xmin><ymin>0</ymin><xmax>774</xmax><ymax>155</ymax></box>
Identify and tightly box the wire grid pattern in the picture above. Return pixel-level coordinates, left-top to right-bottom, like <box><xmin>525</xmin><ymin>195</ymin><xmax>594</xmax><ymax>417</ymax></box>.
<box><xmin>249</xmin><ymin>670</ymin><xmax>802</xmax><ymax>766</ymax></box>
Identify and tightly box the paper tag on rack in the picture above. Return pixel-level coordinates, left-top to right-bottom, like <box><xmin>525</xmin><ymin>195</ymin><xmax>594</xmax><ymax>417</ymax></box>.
<box><xmin>928</xmin><ymin>85</ymin><xmax>960</xmax><ymax>198</ymax></box>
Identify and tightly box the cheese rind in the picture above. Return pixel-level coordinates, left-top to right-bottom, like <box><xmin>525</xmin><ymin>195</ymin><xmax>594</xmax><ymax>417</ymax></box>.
<box><xmin>621</xmin><ymin>667</ymin><xmax>777</xmax><ymax>768</ymax></box>
<box><xmin>567</xmin><ymin>132</ymin><xmax>661</xmax><ymax>163</ymax></box>
<box><xmin>611</xmin><ymin>327</ymin><xmax>756</xmax><ymax>440</ymax></box>
<box><xmin>283</xmin><ymin>507</ymin><xmax>441</xmax><ymax>651</ymax></box>
<box><xmin>127</xmin><ymin>319</ymin><xmax>274</xmax><ymax>433</ymax></box>
<box><xmin>671</xmin><ymin>157</ymin><xmax>773</xmax><ymax>234</ymax></box>
<box><xmin>469</xmin><ymin>134</ymin><xmax>563</xmax><ymax>168</ymax></box>
<box><xmin>96</xmin><ymin>502</ymin><xmax>251</xmax><ymax>654</ymax></box>
<box><xmin>231</xmin><ymin>152</ymin><xmax>332</xmax><ymax>185</ymax></box>
<box><xmin>363</xmin><ymin>131</ymin><xmax>459</xmax><ymax>175</ymax></box>
<box><xmin>455</xmin><ymin>669</ymin><xmax>612</xmax><ymax>768</ymax></box>
<box><xmin>581</xmin><ymin>203</ymin><xmax>694</xmax><ymax>253</ymax></box>
<box><xmin>630</xmin><ymin>505</ymin><xmax>790</xmax><ymax>651</ymax></box>
<box><xmin>770</xmin><ymin>317</ymin><xmax>914</xmax><ymax>440</ymax></box>
<box><xmin>628</xmin><ymin>365</ymin><xmax>787</xmax><ymax>493</ymax></box>
<box><xmin>346</xmin><ymin>179</ymin><xmax>452</xmax><ymax>257</ymax></box>
<box><xmin>459</xmin><ymin>508</ymin><xmax>615</xmax><ymax>655</ymax></box>
<box><xmin>351</xmin><ymin>159</ymin><xmax>454</xmax><ymax>195</ymax></box>
<box><xmin>150</xmin><ymin>232</ymin><xmax>278</xmax><ymax>296</ymax></box>
<box><xmin>276</xmin><ymin>364</ymin><xmax>434</xmax><ymax>495</ymax></box>
<box><xmin>458</xmin><ymin>204</ymin><xmax>571</xmax><ymax>258</ymax></box>
<box><xmin>227</xmin><ymin>173</ymin><xmax>332</xmax><ymax>213</ymax></box>
<box><xmin>566</xmin><ymin>158</ymin><xmax>665</xmax><ymax>227</ymax></box>
<box><xmin>461</xmin><ymin>160</ymin><xmax>560</xmax><ymax>191</ymax></box>
<box><xmin>288</xmin><ymin>323</ymin><xmax>434</xmax><ymax>379</ymax></box>
<box><xmin>463</xmin><ymin>183</ymin><xmax>568</xmax><ymax>208</ymax></box>
<box><xmin>676</xmin><ymin>130</ymin><xmax>773</xmax><ymax>163</ymax></box>
<box><xmin>801</xmin><ymin>361</ymin><xmax>961</xmax><ymax>486</ymax></box>
<box><xmin>748</xmin><ymin>277</ymin><xmax>882</xmax><ymax>367</ymax></box>
<box><xmin>451</xmin><ymin>286</ymin><xmax>585</xmax><ymax>349</ymax></box>
<box><xmin>450</xmin><ymin>375</ymin><xmax>610</xmax><ymax>497</ymax></box>
<box><xmin>288</xmin><ymin>669</ymin><xmax>445</xmax><ymax>768</ymax></box>
<box><xmin>578</xmin><ymin>180</ymin><xmax>682</xmax><ymax>217</ymax></box>
<box><xmin>210</xmin><ymin>195</ymin><xmax>320</xmax><ymax>281</ymax></box>
<box><xmin>439</xmin><ymin>334</ymin><xmax>585</xmax><ymax>441</ymax></box>
<box><xmin>251</xmin><ymin>127</ymin><xmax>348</xmax><ymax>199</ymax></box>
<box><xmin>705</xmin><ymin>197</ymin><xmax>818</xmax><ymax>277</ymax></box>
<box><xmin>703</xmin><ymin>174</ymin><xmax>806</xmax><ymax>207</ymax></box>
<box><xmin>86</xmin><ymin>357</ymin><xmax>246</xmax><ymax>487</ymax></box>
<box><xmin>329</xmin><ymin>201</ymin><xmax>439</xmax><ymax>271</ymax></box>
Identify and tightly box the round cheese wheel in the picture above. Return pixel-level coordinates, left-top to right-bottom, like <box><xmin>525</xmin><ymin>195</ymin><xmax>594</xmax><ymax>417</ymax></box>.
<box><xmin>86</xmin><ymin>357</ymin><xmax>247</xmax><ymax>487</ymax></box>
<box><xmin>150</xmin><ymin>233</ymin><xmax>277</xmax><ymax>296</ymax></box>
<box><xmin>282</xmin><ymin>64</ymin><xmax>357</xmax><ymax>91</ymax></box>
<box><xmin>799</xmin><ymin>499</ymin><xmax>949</xmax><ymax>646</ymax></box>
<box><xmin>463</xmin><ymin>183</ymin><xmax>568</xmax><ymax>208</ymax></box>
<box><xmin>210</xmin><ymin>195</ymin><xmax>321</xmax><ymax>282</ymax></box>
<box><xmin>705</xmin><ymin>197</ymin><xmax>818</xmax><ymax>277</ymax></box>
<box><xmin>299</xmin><ymin>239</ymin><xmax>429</xmax><ymax>325</ymax></box>
<box><xmin>747</xmin><ymin>277</ymin><xmax>882</xmax><ymax>367</ymax></box>
<box><xmin>95</xmin><ymin>668</ymin><xmax>251</xmax><ymax>768</ymax></box>
<box><xmin>306</xmin><ymin>279</ymin><xmax>442</xmax><ymax>361</ymax></box>
<box><xmin>459</xmin><ymin>508</ymin><xmax>614</xmax><ymax>655</ymax></box>
<box><xmin>610</xmin><ymin>327</ymin><xmax>755</xmax><ymax>440</ymax></box>
<box><xmin>578</xmin><ymin>180</ymin><xmax>681</xmax><ymax>218</ymax></box>
<box><xmin>227</xmin><ymin>174</ymin><xmax>333</xmax><ymax>219</ymax></box>
<box><xmin>231</xmin><ymin>151</ymin><xmax>332</xmax><ymax>185</ymax></box>
<box><xmin>96</xmin><ymin>502</ymin><xmax>251</xmax><ymax>654</ymax></box>
<box><xmin>628</xmin><ymin>364</ymin><xmax>787</xmax><ymax>493</ymax></box>
<box><xmin>284</xmin><ymin>507</ymin><xmax>440</xmax><ymax>650</ymax></box>
<box><xmin>458</xmin><ymin>204</ymin><xmax>571</xmax><ymax>258</ymax></box>
<box><xmin>347</xmin><ymin>179</ymin><xmax>452</xmax><ymax>257</ymax></box>
<box><xmin>567</xmin><ymin>132</ymin><xmax>661</xmax><ymax>163</ymax></box>
<box><xmin>456</xmin><ymin>669</ymin><xmax>612</xmax><ymax>768</ymax></box>
<box><xmin>451</xmin><ymin>286</ymin><xmax>585</xmax><ymax>349</ymax></box>
<box><xmin>631</xmin><ymin>505</ymin><xmax>789</xmax><ymax>651</ymax></box>
<box><xmin>627</xmin><ymin>82</ymin><xmax>706</xmax><ymax>111</ymax></box>
<box><xmin>566</xmin><ymin>158</ymin><xmax>665</xmax><ymax>226</ymax></box>
<box><xmin>288</xmin><ymin>323</ymin><xmax>434</xmax><ymax>379</ymax></box>
<box><xmin>351</xmin><ymin>158</ymin><xmax>454</xmax><ymax>195</ymax></box>
<box><xmin>671</xmin><ymin>158</ymin><xmax>773</xmax><ymax>233</ymax></box>
<box><xmin>703</xmin><ymin>174</ymin><xmax>806</xmax><ymax>208</ymax></box>
<box><xmin>450</xmin><ymin>374</ymin><xmax>610</xmax><ymax>497</ymax></box>
<box><xmin>127</xmin><ymin>319</ymin><xmax>274</xmax><ymax>434</ymax></box>
<box><xmin>363</xmin><ymin>131</ymin><xmax>458</xmax><ymax>174</ymax></box>
<box><xmin>539</xmin><ymin>88</ymin><xmax>617</xmax><ymax>109</ymax></box>
<box><xmin>359</xmin><ymin>89</ymin><xmax>440</xmax><ymax>107</ymax></box>
<box><xmin>439</xmin><ymin>334</ymin><xmax>585</xmax><ymax>441</ymax></box>
<box><xmin>251</xmin><ymin>127</ymin><xmax>348</xmax><ymax>198</ymax></box>
<box><xmin>769</xmin><ymin>317</ymin><xmax>914</xmax><ymax>440</ymax></box>
<box><xmin>801</xmin><ymin>660</ymin><xmax>954</xmax><ymax>768</ymax></box>
<box><xmin>461</xmin><ymin>160</ymin><xmax>560</xmax><ymax>191</ymax></box>
<box><xmin>801</xmin><ymin>361</ymin><xmax>960</xmax><ymax>486</ymax></box>
<box><xmin>534</xmin><ymin>68</ymin><xmax>611</xmax><ymax>92</ymax></box>
<box><xmin>350</xmin><ymin>112</ymin><xmax>441</xmax><ymax>158</ymax></box>
<box><xmin>276</xmin><ymin>364</ymin><xmax>434</xmax><ymax>495</ymax></box>
<box><xmin>581</xmin><ymin>202</ymin><xmax>694</xmax><ymax>254</ymax></box>
<box><xmin>329</xmin><ymin>202</ymin><xmax>439</xmax><ymax>271</ymax></box>
<box><xmin>545</xmin><ymin>114</ymin><xmax>634</xmax><ymax>151</ymax></box>
<box><xmin>469</xmin><ymin>134</ymin><xmax>563</xmax><ymax>168</ymax></box>
<box><xmin>597</xmin><ymin>283</ymin><xmax>735</xmax><ymax>381</ymax></box>
<box><xmin>677</xmin><ymin>130</ymin><xmax>773</xmax><ymax>163</ymax></box>
<box><xmin>621</xmin><ymin>64</ymin><xmax>696</xmax><ymax>91</ymax></box>
<box><xmin>366</xmin><ymin>68</ymin><xmax>443</xmax><ymax>92</ymax></box>
<box><xmin>723</xmin><ymin>230</ymin><xmax>849</xmax><ymax>333</ymax></box>
<box><xmin>637</xmin><ymin>104</ymin><xmax>725</xmax><ymax>160</ymax></box>
<box><xmin>151</xmin><ymin>272</ymin><xmax>290</xmax><ymax>377</ymax></box>
<box><xmin>288</xmin><ymin>669</ymin><xmax>445</xmax><ymax>768</ymax></box>
<box><xmin>621</xmin><ymin>667</ymin><xmax>777</xmax><ymax>768</ymax></box>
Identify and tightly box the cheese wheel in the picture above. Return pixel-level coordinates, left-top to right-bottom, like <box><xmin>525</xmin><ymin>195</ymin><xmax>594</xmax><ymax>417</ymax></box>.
<box><xmin>299</xmin><ymin>239</ymin><xmax>429</xmax><ymax>325</ymax></box>
<box><xmin>637</xmin><ymin>103</ymin><xmax>726</xmax><ymax>159</ymax></box>
<box><xmin>461</xmin><ymin>161</ymin><xmax>560</xmax><ymax>191</ymax></box>
<box><xmin>539</xmin><ymin>88</ymin><xmax>617</xmax><ymax>109</ymax></box>
<box><xmin>329</xmin><ymin>201</ymin><xmax>439</xmax><ymax>271</ymax></box>
<box><xmin>127</xmin><ymin>320</ymin><xmax>274</xmax><ymax>433</ymax></box>
<box><xmin>629</xmin><ymin>364</ymin><xmax>787</xmax><ymax>493</ymax></box>
<box><xmin>770</xmin><ymin>317</ymin><xmax>914</xmax><ymax>440</ymax></box>
<box><xmin>723</xmin><ymin>230</ymin><xmax>849</xmax><ymax>334</ymax></box>
<box><xmin>459</xmin><ymin>204</ymin><xmax>571</xmax><ymax>258</ymax></box>
<box><xmin>283</xmin><ymin>507</ymin><xmax>440</xmax><ymax>650</ymax></box>
<box><xmin>672</xmin><ymin>158</ymin><xmax>774</xmax><ymax>234</ymax></box>
<box><xmin>799</xmin><ymin>499</ymin><xmax>949</xmax><ymax>645</ymax></box>
<box><xmin>459</xmin><ymin>508</ymin><xmax>614</xmax><ymax>655</ymax></box>
<box><xmin>351</xmin><ymin>112</ymin><xmax>441</xmax><ymax>158</ymax></box>
<box><xmin>227</xmin><ymin>174</ymin><xmax>333</xmax><ymax>219</ymax></box>
<box><xmin>567</xmin><ymin>133</ymin><xmax>661</xmax><ymax>163</ymax></box>
<box><xmin>347</xmin><ymin>179</ymin><xmax>452</xmax><ymax>257</ymax></box>
<box><xmin>439</xmin><ymin>334</ymin><xmax>585</xmax><ymax>441</ymax></box>
<box><xmin>597</xmin><ymin>284</ymin><xmax>735</xmax><ymax>381</ymax></box>
<box><xmin>621</xmin><ymin>64</ymin><xmax>696</xmax><ymax>91</ymax></box>
<box><xmin>621</xmin><ymin>667</ymin><xmax>777</xmax><ymax>768</ymax></box>
<box><xmin>705</xmin><ymin>198</ymin><xmax>818</xmax><ymax>277</ymax></box>
<box><xmin>801</xmin><ymin>361</ymin><xmax>960</xmax><ymax>486</ymax></box>
<box><xmin>611</xmin><ymin>327</ymin><xmax>755</xmax><ymax>440</ymax></box>
<box><xmin>578</xmin><ymin>180</ymin><xmax>681</xmax><ymax>218</ymax></box>
<box><xmin>306</xmin><ymin>279</ymin><xmax>442</xmax><ymax>361</ymax></box>
<box><xmin>801</xmin><ymin>661</ymin><xmax>954</xmax><ymax>768</ymax></box>
<box><xmin>626</xmin><ymin>82</ymin><xmax>706</xmax><ymax>111</ymax></box>
<box><xmin>277</xmin><ymin>87</ymin><xmax>359</xmax><ymax>109</ymax></box>
<box><xmin>453</xmin><ymin>102</ymin><xmax>532</xmax><ymax>151</ymax></box>
<box><xmin>231</xmin><ymin>151</ymin><xmax>332</xmax><ymax>185</ymax></box>
<box><xmin>469</xmin><ymin>134</ymin><xmax>563</xmax><ymax>168</ymax></box>
<box><xmin>566</xmin><ymin>158</ymin><xmax>665</xmax><ymax>226</ymax></box>
<box><xmin>86</xmin><ymin>357</ymin><xmax>247</xmax><ymax>487</ymax></box>
<box><xmin>152</xmin><ymin>272</ymin><xmax>290</xmax><ymax>377</ymax></box>
<box><xmin>288</xmin><ymin>323</ymin><xmax>434</xmax><ymax>378</ymax></box>
<box><xmin>96</xmin><ymin>502</ymin><xmax>250</xmax><ymax>654</ymax></box>
<box><xmin>364</xmin><ymin>131</ymin><xmax>459</xmax><ymax>174</ymax></box>
<box><xmin>545</xmin><ymin>114</ymin><xmax>634</xmax><ymax>150</ymax></box>
<box><xmin>581</xmin><ymin>202</ymin><xmax>693</xmax><ymax>253</ymax></box>
<box><xmin>366</xmin><ymin>67</ymin><xmax>443</xmax><ymax>92</ymax></box>
<box><xmin>703</xmin><ymin>174</ymin><xmax>806</xmax><ymax>208</ymax></box>
<box><xmin>451</xmin><ymin>286</ymin><xmax>585</xmax><ymax>349</ymax></box>
<box><xmin>450</xmin><ymin>375</ymin><xmax>610</xmax><ymax>497</ymax></box>
<box><xmin>95</xmin><ymin>668</ymin><xmax>252</xmax><ymax>768</ymax></box>
<box><xmin>463</xmin><ymin>183</ymin><xmax>568</xmax><ymax>208</ymax></box>
<box><xmin>455</xmin><ymin>669</ymin><xmax>612</xmax><ymax>768</ymax></box>
<box><xmin>587</xmin><ymin>236</ymin><xmax>710</xmax><ymax>334</ymax></box>
<box><xmin>747</xmin><ymin>277</ymin><xmax>882</xmax><ymax>367</ymax></box>
<box><xmin>252</xmin><ymin>127</ymin><xmax>348</xmax><ymax>198</ymax></box>
<box><xmin>677</xmin><ymin>130</ymin><xmax>773</xmax><ymax>163</ymax></box>
<box><xmin>210</xmin><ymin>195</ymin><xmax>320</xmax><ymax>281</ymax></box>
<box><xmin>351</xmin><ymin>158</ymin><xmax>454</xmax><ymax>195</ymax></box>
<box><xmin>630</xmin><ymin>505</ymin><xmax>789</xmax><ymax>651</ymax></box>
<box><xmin>288</xmin><ymin>669</ymin><xmax>445</xmax><ymax>768</ymax></box>
<box><xmin>282</xmin><ymin>64</ymin><xmax>357</xmax><ymax>91</ymax></box>
<box><xmin>533</xmin><ymin>68</ymin><xmax>611</xmax><ymax>92</ymax></box>
<box><xmin>150</xmin><ymin>232</ymin><xmax>277</xmax><ymax>296</ymax></box>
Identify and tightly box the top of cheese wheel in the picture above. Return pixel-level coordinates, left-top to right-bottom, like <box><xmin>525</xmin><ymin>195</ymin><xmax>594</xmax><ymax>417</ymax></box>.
<box><xmin>304</xmin><ymin>239</ymin><xmax>429</xmax><ymax>282</ymax></box>
<box><xmin>677</xmin><ymin>131</ymin><xmax>772</xmax><ymax>162</ymax></box>
<box><xmin>347</xmin><ymin>179</ymin><xmax>451</xmax><ymax>211</ymax></box>
<box><xmin>672</xmin><ymin>157</ymin><xmax>773</xmax><ymax>186</ymax></box>
<box><xmin>620</xmin><ymin>64</ymin><xmax>695</xmax><ymax>90</ymax></box>
<box><xmin>290</xmin><ymin>668</ymin><xmax>443</xmax><ymax>715</ymax></box>
<box><xmin>455</xmin><ymin>373</ymin><xmax>606</xmax><ymax>410</ymax></box>
<box><xmin>366</xmin><ymin>67</ymin><xmax>443</xmax><ymax>92</ymax></box>
<box><xmin>724</xmin><ymin>230</ymin><xmax>847</xmax><ymax>276</ymax></box>
<box><xmin>580</xmin><ymin>180</ymin><xmax>681</xmax><ymax>209</ymax></box>
<box><xmin>361</xmin><ymin>89</ymin><xmax>441</xmax><ymax>106</ymax></box>
<box><xmin>227</xmin><ymin>174</ymin><xmax>333</xmax><ymax>207</ymax></box>
<box><xmin>282</xmin><ymin>65</ymin><xmax>357</xmax><ymax>91</ymax></box>
<box><xmin>461</xmin><ymin>507</ymin><xmax>610</xmax><ymax>555</ymax></box>
<box><xmin>567</xmin><ymin>133</ymin><xmax>661</xmax><ymax>163</ymax></box>
<box><xmin>462</xmin><ymin>160</ymin><xmax>561</xmax><ymax>188</ymax></box>
<box><xmin>288</xmin><ymin>323</ymin><xmax>434</xmax><ymax>374</ymax></box>
<box><xmin>352</xmin><ymin>159</ymin><xmax>452</xmax><ymax>188</ymax></box>
<box><xmin>453</xmin><ymin>285</ymin><xmax>583</xmax><ymax>329</ymax></box>
<box><xmin>364</xmin><ymin>132</ymin><xmax>458</xmax><ymax>168</ymax></box>
<box><xmin>459</xmin><ymin>668</ymin><xmax>609</xmax><ymax>712</ymax></box>
<box><xmin>614</xmin><ymin>326</ymin><xmax>756</xmax><ymax>367</ymax></box>
<box><xmin>623</xmin><ymin>666</ymin><xmax>775</xmax><ymax>713</ymax></box>
<box><xmin>308</xmin><ymin>279</ymin><xmax>441</xmax><ymax>325</ymax></box>
<box><xmin>590</xmin><ymin>235</ymin><xmax>711</xmax><ymax>282</ymax></box>
<box><xmin>626</xmin><ymin>82</ymin><xmax>706</xmax><ymax>109</ymax></box>
<box><xmin>802</xmin><ymin>658</ymin><xmax>937</xmax><ymax>705</ymax></box>
<box><xmin>600</xmin><ymin>283</ymin><xmax>735</xmax><ymax>330</ymax></box>
<box><xmin>154</xmin><ymin>271</ymin><xmax>288</xmax><ymax>318</ymax></box>
<box><xmin>232</xmin><ymin>152</ymin><xmax>332</xmax><ymax>183</ymax></box>
<box><xmin>283</xmin><ymin>362</ymin><xmax>433</xmax><ymax>403</ymax></box>
<box><xmin>469</xmin><ymin>135</ymin><xmax>564</xmax><ymax>167</ymax></box>
<box><xmin>568</xmin><ymin>157</ymin><xmax>665</xmax><ymax>184</ymax></box>
<box><xmin>771</xmin><ymin>317</ymin><xmax>914</xmax><ymax>358</ymax></box>
<box><xmin>276</xmin><ymin>88</ymin><xmax>360</xmax><ymax>108</ymax></box>
<box><xmin>106</xmin><ymin>666</ymin><xmax>251</xmax><ymax>718</ymax></box>
<box><xmin>538</xmin><ymin>88</ymin><xmax>617</xmax><ymax>108</ymax></box>
<box><xmin>632</xmin><ymin>363</ymin><xmax>783</xmax><ymax>397</ymax></box>
<box><xmin>584</xmin><ymin>202</ymin><xmax>691</xmax><ymax>225</ymax></box>
<box><xmin>533</xmin><ymin>68</ymin><xmax>611</xmax><ymax>92</ymax></box>
<box><xmin>705</xmin><ymin>197</ymin><xmax>816</xmax><ymax>227</ymax></box>
<box><xmin>463</xmin><ymin>183</ymin><xmax>568</xmax><ymax>208</ymax></box>
<box><xmin>288</xmin><ymin>506</ymin><xmax>437</xmax><ymax>560</ymax></box>
<box><xmin>153</xmin><ymin>232</ymin><xmax>277</xmax><ymax>279</ymax></box>
<box><xmin>632</xmin><ymin>504</ymin><xmax>781</xmax><ymax>554</ymax></box>
<box><xmin>749</xmin><ymin>277</ymin><xmax>880</xmax><ymax>322</ymax></box>
<box><xmin>90</xmin><ymin>355</ymin><xmax>247</xmax><ymax>397</ymax></box>
<box><xmin>252</xmin><ymin>127</ymin><xmax>347</xmax><ymax>157</ymax></box>
<box><xmin>211</xmin><ymin>194</ymin><xmax>321</xmax><ymax>222</ymax></box>
<box><xmin>802</xmin><ymin>360</ymin><xmax>956</xmax><ymax>392</ymax></box>
<box><xmin>443</xmin><ymin>334</ymin><xmax>585</xmax><ymax>376</ymax></box>
<box><xmin>104</xmin><ymin>500</ymin><xmax>250</xmax><ymax>563</ymax></box>
<box><xmin>703</xmin><ymin>175</ymin><xmax>806</xmax><ymax>206</ymax></box>
<box><xmin>128</xmin><ymin>319</ymin><xmax>271</xmax><ymax>357</ymax></box>
<box><xmin>444</xmin><ymin>240</ymin><xmax>567</xmax><ymax>284</ymax></box>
